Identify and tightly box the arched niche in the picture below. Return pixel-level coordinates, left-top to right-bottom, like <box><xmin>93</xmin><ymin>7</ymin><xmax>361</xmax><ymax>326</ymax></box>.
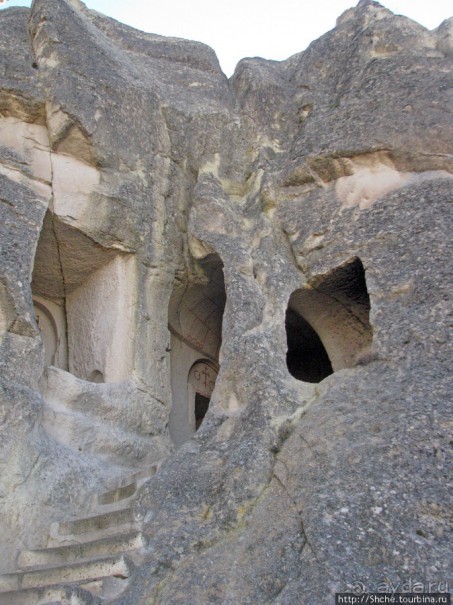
<box><xmin>168</xmin><ymin>253</ymin><xmax>226</xmax><ymax>447</ymax></box>
<box><xmin>87</xmin><ymin>370</ymin><xmax>104</xmax><ymax>384</ymax></box>
<box><xmin>286</xmin><ymin>258</ymin><xmax>372</xmax><ymax>382</ymax></box>
<box><xmin>33</xmin><ymin>300</ymin><xmax>58</xmax><ymax>368</ymax></box>
<box><xmin>32</xmin><ymin>296</ymin><xmax>68</xmax><ymax>371</ymax></box>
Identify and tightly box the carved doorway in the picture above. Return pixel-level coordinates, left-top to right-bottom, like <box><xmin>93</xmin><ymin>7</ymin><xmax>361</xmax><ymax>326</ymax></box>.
<box><xmin>188</xmin><ymin>360</ymin><xmax>219</xmax><ymax>431</ymax></box>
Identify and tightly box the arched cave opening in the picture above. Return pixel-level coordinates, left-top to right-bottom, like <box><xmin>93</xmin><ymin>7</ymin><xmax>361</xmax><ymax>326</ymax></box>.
<box><xmin>286</xmin><ymin>258</ymin><xmax>372</xmax><ymax>382</ymax></box>
<box><xmin>168</xmin><ymin>253</ymin><xmax>226</xmax><ymax>446</ymax></box>
<box><xmin>286</xmin><ymin>308</ymin><xmax>333</xmax><ymax>383</ymax></box>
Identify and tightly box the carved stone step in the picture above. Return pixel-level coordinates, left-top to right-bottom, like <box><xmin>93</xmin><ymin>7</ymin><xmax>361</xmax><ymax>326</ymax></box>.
<box><xmin>92</xmin><ymin>464</ymin><xmax>161</xmax><ymax>513</ymax></box>
<box><xmin>0</xmin><ymin>585</ymin><xmax>100</xmax><ymax>605</ymax></box>
<box><xmin>96</xmin><ymin>480</ymin><xmax>137</xmax><ymax>506</ymax></box>
<box><xmin>91</xmin><ymin>459</ymin><xmax>162</xmax><ymax>510</ymax></box>
<box><xmin>103</xmin><ymin>461</ymin><xmax>161</xmax><ymax>490</ymax></box>
<box><xmin>55</xmin><ymin>507</ymin><xmax>136</xmax><ymax>538</ymax></box>
<box><xmin>80</xmin><ymin>574</ymin><xmax>130</xmax><ymax>600</ymax></box>
<box><xmin>17</xmin><ymin>531</ymin><xmax>145</xmax><ymax>570</ymax></box>
<box><xmin>0</xmin><ymin>554</ymin><xmax>132</xmax><ymax>593</ymax></box>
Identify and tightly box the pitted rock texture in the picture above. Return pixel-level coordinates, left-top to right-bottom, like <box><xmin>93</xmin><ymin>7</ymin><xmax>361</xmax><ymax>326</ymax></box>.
<box><xmin>0</xmin><ymin>0</ymin><xmax>451</xmax><ymax>603</ymax></box>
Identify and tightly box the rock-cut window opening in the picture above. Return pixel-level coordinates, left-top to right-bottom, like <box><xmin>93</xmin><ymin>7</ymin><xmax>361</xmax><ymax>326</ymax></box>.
<box><xmin>286</xmin><ymin>258</ymin><xmax>372</xmax><ymax>383</ymax></box>
<box><xmin>168</xmin><ymin>254</ymin><xmax>226</xmax><ymax>447</ymax></box>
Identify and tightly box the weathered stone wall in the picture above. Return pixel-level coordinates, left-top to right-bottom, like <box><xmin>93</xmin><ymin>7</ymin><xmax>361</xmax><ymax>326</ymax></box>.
<box><xmin>0</xmin><ymin>0</ymin><xmax>451</xmax><ymax>602</ymax></box>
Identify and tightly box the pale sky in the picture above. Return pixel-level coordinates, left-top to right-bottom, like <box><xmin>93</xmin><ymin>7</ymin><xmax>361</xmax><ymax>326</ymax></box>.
<box><xmin>1</xmin><ymin>0</ymin><xmax>451</xmax><ymax>75</ymax></box>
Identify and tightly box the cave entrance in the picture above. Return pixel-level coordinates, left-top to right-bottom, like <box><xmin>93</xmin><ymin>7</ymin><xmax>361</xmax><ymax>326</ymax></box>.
<box><xmin>286</xmin><ymin>258</ymin><xmax>372</xmax><ymax>382</ymax></box>
<box><xmin>168</xmin><ymin>254</ymin><xmax>226</xmax><ymax>446</ymax></box>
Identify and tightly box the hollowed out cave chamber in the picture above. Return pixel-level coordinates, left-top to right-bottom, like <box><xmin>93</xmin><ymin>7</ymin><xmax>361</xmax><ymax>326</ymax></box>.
<box><xmin>31</xmin><ymin>210</ymin><xmax>135</xmax><ymax>383</ymax></box>
<box><xmin>168</xmin><ymin>254</ymin><xmax>226</xmax><ymax>446</ymax></box>
<box><xmin>286</xmin><ymin>258</ymin><xmax>372</xmax><ymax>383</ymax></box>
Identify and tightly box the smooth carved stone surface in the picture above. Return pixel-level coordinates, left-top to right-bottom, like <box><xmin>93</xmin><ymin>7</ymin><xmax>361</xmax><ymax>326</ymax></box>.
<box><xmin>0</xmin><ymin>0</ymin><xmax>451</xmax><ymax>603</ymax></box>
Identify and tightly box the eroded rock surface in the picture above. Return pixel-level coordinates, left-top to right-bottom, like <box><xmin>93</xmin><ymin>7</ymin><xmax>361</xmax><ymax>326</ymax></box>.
<box><xmin>0</xmin><ymin>1</ymin><xmax>451</xmax><ymax>603</ymax></box>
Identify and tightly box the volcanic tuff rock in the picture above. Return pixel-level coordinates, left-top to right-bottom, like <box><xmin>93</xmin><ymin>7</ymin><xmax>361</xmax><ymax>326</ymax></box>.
<box><xmin>0</xmin><ymin>0</ymin><xmax>451</xmax><ymax>603</ymax></box>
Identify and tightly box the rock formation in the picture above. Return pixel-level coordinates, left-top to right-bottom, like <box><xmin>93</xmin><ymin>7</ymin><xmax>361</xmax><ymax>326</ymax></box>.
<box><xmin>0</xmin><ymin>0</ymin><xmax>451</xmax><ymax>603</ymax></box>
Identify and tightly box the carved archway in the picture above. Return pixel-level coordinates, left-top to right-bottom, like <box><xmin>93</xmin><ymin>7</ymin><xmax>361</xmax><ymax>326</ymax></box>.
<box><xmin>168</xmin><ymin>253</ymin><xmax>226</xmax><ymax>446</ymax></box>
<box><xmin>188</xmin><ymin>360</ymin><xmax>219</xmax><ymax>430</ymax></box>
<box><xmin>32</xmin><ymin>296</ymin><xmax>68</xmax><ymax>370</ymax></box>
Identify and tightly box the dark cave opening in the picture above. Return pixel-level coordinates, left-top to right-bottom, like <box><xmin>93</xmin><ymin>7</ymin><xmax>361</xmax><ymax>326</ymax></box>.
<box><xmin>195</xmin><ymin>392</ymin><xmax>211</xmax><ymax>430</ymax></box>
<box><xmin>286</xmin><ymin>308</ymin><xmax>333</xmax><ymax>383</ymax></box>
